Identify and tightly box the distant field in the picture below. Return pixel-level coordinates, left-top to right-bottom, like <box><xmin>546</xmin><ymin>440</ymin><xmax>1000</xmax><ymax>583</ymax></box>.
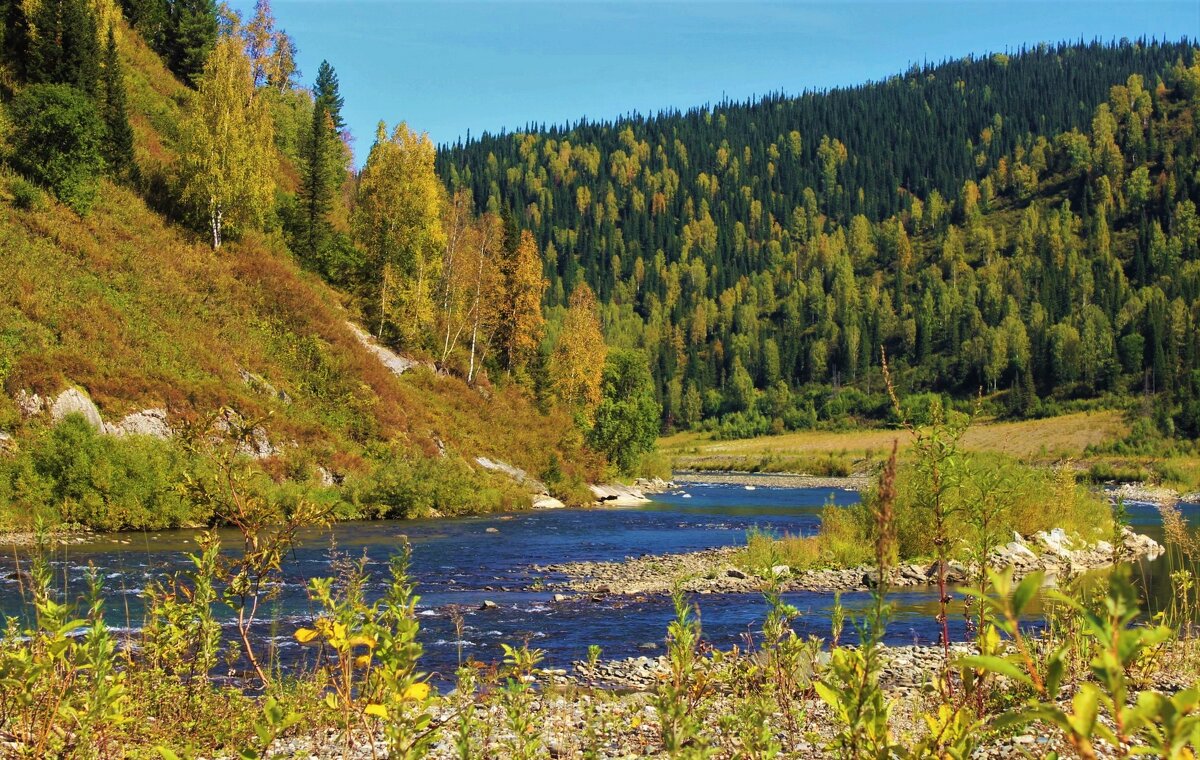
<box><xmin>662</xmin><ymin>410</ymin><xmax>1129</xmax><ymax>473</ymax></box>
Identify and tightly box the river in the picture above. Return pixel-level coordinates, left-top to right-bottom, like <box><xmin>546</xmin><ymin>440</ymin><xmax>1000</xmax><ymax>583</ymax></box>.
<box><xmin>1</xmin><ymin>482</ymin><xmax>1195</xmax><ymax>682</ymax></box>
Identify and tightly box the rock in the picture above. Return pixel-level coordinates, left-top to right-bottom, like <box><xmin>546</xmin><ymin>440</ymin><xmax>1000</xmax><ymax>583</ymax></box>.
<box><xmin>316</xmin><ymin>466</ymin><xmax>340</xmax><ymax>487</ymax></box>
<box><xmin>0</xmin><ymin>431</ymin><xmax>14</xmax><ymax>455</ymax></box>
<box><xmin>346</xmin><ymin>322</ymin><xmax>423</xmax><ymax>375</ymax></box>
<box><xmin>485</xmin><ymin>527</ymin><xmax>500</xmax><ymax>534</ymax></box>
<box><xmin>14</xmin><ymin>390</ymin><xmax>45</xmax><ymax>418</ymax></box>
<box><xmin>49</xmin><ymin>388</ymin><xmax>104</xmax><ymax>431</ymax></box>
<box><xmin>479</xmin><ymin>600</ymin><xmax>497</xmax><ymax>610</ymax></box>
<box><xmin>995</xmin><ymin>540</ymin><xmax>1039</xmax><ymax>565</ymax></box>
<box><xmin>770</xmin><ymin>564</ymin><xmax>791</xmax><ymax>577</ymax></box>
<box><xmin>726</xmin><ymin>568</ymin><xmax>749</xmax><ymax>579</ymax></box>
<box><xmin>589</xmin><ymin>484</ymin><xmax>650</xmax><ymax>506</ymax></box>
<box><xmin>637</xmin><ymin>642</ymin><xmax>659</xmax><ymax>651</ymax></box>
<box><xmin>532</xmin><ymin>495</ymin><xmax>566</xmax><ymax>510</ymax></box>
<box><xmin>1034</xmin><ymin>528</ymin><xmax>1075</xmax><ymax>558</ymax></box>
<box><xmin>105</xmin><ymin>408</ymin><xmax>171</xmax><ymax>439</ymax></box>
<box><xmin>552</xmin><ymin>594</ymin><xmax>568</xmax><ymax>603</ymax></box>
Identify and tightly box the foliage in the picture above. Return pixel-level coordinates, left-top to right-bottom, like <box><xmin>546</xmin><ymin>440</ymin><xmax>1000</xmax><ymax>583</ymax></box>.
<box><xmin>548</xmin><ymin>282</ymin><xmax>608</xmax><ymax>422</ymax></box>
<box><xmin>0</xmin><ymin>415</ymin><xmax>197</xmax><ymax>531</ymax></box>
<box><xmin>588</xmin><ymin>349</ymin><xmax>662</xmax><ymax>474</ymax></box>
<box><xmin>7</xmin><ymin>84</ymin><xmax>105</xmax><ymax>213</ymax></box>
<box><xmin>177</xmin><ymin>36</ymin><xmax>276</xmax><ymax>248</ymax></box>
<box><xmin>353</xmin><ymin>121</ymin><xmax>446</xmax><ymax>345</ymax></box>
<box><xmin>440</xmin><ymin>43</ymin><xmax>1200</xmax><ymax>436</ymax></box>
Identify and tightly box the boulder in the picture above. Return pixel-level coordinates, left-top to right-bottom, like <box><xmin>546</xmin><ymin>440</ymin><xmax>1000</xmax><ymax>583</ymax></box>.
<box><xmin>725</xmin><ymin>568</ymin><xmax>749</xmax><ymax>580</ymax></box>
<box><xmin>14</xmin><ymin>390</ymin><xmax>45</xmax><ymax>418</ymax></box>
<box><xmin>532</xmin><ymin>495</ymin><xmax>566</xmax><ymax>510</ymax></box>
<box><xmin>106</xmin><ymin>408</ymin><xmax>171</xmax><ymax>439</ymax></box>
<box><xmin>479</xmin><ymin>600</ymin><xmax>498</xmax><ymax>610</ymax></box>
<box><xmin>1034</xmin><ymin>528</ymin><xmax>1075</xmax><ymax>558</ymax></box>
<box><xmin>49</xmin><ymin>388</ymin><xmax>104</xmax><ymax>431</ymax></box>
<box><xmin>0</xmin><ymin>431</ymin><xmax>14</xmax><ymax>455</ymax></box>
<box><xmin>770</xmin><ymin>564</ymin><xmax>791</xmax><ymax>577</ymax></box>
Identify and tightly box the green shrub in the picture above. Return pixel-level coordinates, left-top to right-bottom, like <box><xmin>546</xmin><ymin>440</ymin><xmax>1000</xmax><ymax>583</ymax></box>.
<box><xmin>0</xmin><ymin>415</ymin><xmax>200</xmax><ymax>531</ymax></box>
<box><xmin>7</xmin><ymin>175</ymin><xmax>44</xmax><ymax>210</ymax></box>
<box><xmin>8</xmin><ymin>84</ymin><xmax>105</xmax><ymax>214</ymax></box>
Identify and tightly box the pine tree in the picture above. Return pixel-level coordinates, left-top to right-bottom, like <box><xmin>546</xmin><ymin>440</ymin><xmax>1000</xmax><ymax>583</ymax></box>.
<box><xmin>100</xmin><ymin>26</ymin><xmax>135</xmax><ymax>180</ymax></box>
<box><xmin>1</xmin><ymin>0</ymin><xmax>32</xmax><ymax>83</ymax></box>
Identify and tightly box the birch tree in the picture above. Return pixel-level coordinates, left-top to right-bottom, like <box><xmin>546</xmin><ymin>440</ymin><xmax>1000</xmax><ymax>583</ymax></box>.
<box><xmin>353</xmin><ymin>121</ymin><xmax>446</xmax><ymax>344</ymax></box>
<box><xmin>178</xmin><ymin>36</ymin><xmax>275</xmax><ymax>249</ymax></box>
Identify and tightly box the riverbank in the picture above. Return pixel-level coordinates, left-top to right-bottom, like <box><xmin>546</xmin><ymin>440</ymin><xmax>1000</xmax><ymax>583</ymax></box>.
<box><xmin>535</xmin><ymin>525</ymin><xmax>1164</xmax><ymax>596</ymax></box>
<box><xmin>264</xmin><ymin>636</ymin><xmax>1198</xmax><ymax>760</ymax></box>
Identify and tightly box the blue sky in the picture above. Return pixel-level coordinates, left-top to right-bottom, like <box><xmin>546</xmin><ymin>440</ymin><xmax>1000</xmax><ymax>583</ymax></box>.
<box><xmin>229</xmin><ymin>1</ymin><xmax>1199</xmax><ymax>163</ymax></box>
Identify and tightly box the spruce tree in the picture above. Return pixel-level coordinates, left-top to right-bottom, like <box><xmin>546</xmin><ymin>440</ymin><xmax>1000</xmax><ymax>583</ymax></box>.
<box><xmin>297</xmin><ymin>60</ymin><xmax>346</xmax><ymax>263</ymax></box>
<box><xmin>100</xmin><ymin>26</ymin><xmax>135</xmax><ymax>180</ymax></box>
<box><xmin>1</xmin><ymin>0</ymin><xmax>32</xmax><ymax>84</ymax></box>
<box><xmin>168</xmin><ymin>0</ymin><xmax>217</xmax><ymax>87</ymax></box>
<box><xmin>28</xmin><ymin>0</ymin><xmax>100</xmax><ymax>95</ymax></box>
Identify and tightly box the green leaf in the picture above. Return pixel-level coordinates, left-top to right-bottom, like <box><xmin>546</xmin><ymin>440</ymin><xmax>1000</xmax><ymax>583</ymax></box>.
<box><xmin>1011</xmin><ymin>573</ymin><xmax>1043</xmax><ymax>618</ymax></box>
<box><xmin>959</xmin><ymin>655</ymin><xmax>1033</xmax><ymax>687</ymax></box>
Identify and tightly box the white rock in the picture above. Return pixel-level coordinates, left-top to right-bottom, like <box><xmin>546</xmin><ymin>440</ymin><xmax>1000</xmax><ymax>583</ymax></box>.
<box><xmin>1034</xmin><ymin>528</ymin><xmax>1074</xmax><ymax>558</ymax></box>
<box><xmin>108</xmin><ymin>408</ymin><xmax>171</xmax><ymax>439</ymax></box>
<box><xmin>49</xmin><ymin>388</ymin><xmax>104</xmax><ymax>431</ymax></box>
<box><xmin>14</xmin><ymin>390</ymin><xmax>45</xmax><ymax>418</ymax></box>
<box><xmin>345</xmin><ymin>321</ymin><xmax>422</xmax><ymax>375</ymax></box>
<box><xmin>532</xmin><ymin>495</ymin><xmax>566</xmax><ymax>510</ymax></box>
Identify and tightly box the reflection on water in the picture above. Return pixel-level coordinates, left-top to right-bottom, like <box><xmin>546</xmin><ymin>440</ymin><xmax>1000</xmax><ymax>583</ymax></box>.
<box><xmin>0</xmin><ymin>484</ymin><xmax>1193</xmax><ymax>680</ymax></box>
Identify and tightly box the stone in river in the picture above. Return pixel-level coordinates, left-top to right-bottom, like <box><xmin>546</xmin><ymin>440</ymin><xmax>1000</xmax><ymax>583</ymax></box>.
<box><xmin>485</xmin><ymin>527</ymin><xmax>500</xmax><ymax>533</ymax></box>
<box><xmin>479</xmin><ymin>600</ymin><xmax>498</xmax><ymax>610</ymax></box>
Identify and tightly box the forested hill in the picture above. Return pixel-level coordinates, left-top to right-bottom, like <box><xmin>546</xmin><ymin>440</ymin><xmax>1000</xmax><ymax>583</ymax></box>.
<box><xmin>438</xmin><ymin>41</ymin><xmax>1200</xmax><ymax>438</ymax></box>
<box><xmin>438</xmin><ymin>40</ymin><xmax>1191</xmax><ymax>288</ymax></box>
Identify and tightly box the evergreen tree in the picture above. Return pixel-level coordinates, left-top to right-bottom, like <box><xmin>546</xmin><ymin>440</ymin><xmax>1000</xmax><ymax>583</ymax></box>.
<box><xmin>0</xmin><ymin>0</ymin><xmax>32</xmax><ymax>84</ymax></box>
<box><xmin>297</xmin><ymin>60</ymin><xmax>346</xmax><ymax>265</ymax></box>
<box><xmin>167</xmin><ymin>0</ymin><xmax>217</xmax><ymax>87</ymax></box>
<box><xmin>28</xmin><ymin>0</ymin><xmax>101</xmax><ymax>96</ymax></box>
<box><xmin>100</xmin><ymin>26</ymin><xmax>135</xmax><ymax>180</ymax></box>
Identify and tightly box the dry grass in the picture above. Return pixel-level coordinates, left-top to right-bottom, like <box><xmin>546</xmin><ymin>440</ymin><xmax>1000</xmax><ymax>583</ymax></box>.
<box><xmin>663</xmin><ymin>410</ymin><xmax>1129</xmax><ymax>471</ymax></box>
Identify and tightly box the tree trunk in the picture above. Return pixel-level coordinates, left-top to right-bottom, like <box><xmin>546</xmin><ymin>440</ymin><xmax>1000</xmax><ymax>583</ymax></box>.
<box><xmin>210</xmin><ymin>201</ymin><xmax>223</xmax><ymax>250</ymax></box>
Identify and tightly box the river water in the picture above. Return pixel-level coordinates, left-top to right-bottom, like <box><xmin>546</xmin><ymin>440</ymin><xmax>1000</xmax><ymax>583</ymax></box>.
<box><xmin>1</xmin><ymin>483</ymin><xmax>1195</xmax><ymax>681</ymax></box>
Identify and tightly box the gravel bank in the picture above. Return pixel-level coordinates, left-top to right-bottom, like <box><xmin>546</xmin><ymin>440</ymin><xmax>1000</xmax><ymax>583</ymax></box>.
<box><xmin>535</xmin><ymin>526</ymin><xmax>1164</xmax><ymax>596</ymax></box>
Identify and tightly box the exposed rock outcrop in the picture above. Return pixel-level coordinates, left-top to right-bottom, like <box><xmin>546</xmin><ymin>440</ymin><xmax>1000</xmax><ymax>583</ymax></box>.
<box><xmin>104</xmin><ymin>408</ymin><xmax>172</xmax><ymax>439</ymax></box>
<box><xmin>346</xmin><ymin>322</ymin><xmax>424</xmax><ymax>376</ymax></box>
<box><xmin>49</xmin><ymin>388</ymin><xmax>104</xmax><ymax>430</ymax></box>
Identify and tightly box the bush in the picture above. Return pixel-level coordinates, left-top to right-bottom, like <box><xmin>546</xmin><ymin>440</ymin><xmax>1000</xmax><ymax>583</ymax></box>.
<box><xmin>347</xmin><ymin>452</ymin><xmax>516</xmax><ymax>519</ymax></box>
<box><xmin>8</xmin><ymin>84</ymin><xmax>105</xmax><ymax>214</ymax></box>
<box><xmin>0</xmin><ymin>415</ymin><xmax>200</xmax><ymax>531</ymax></box>
<box><xmin>7</xmin><ymin>175</ymin><xmax>44</xmax><ymax>210</ymax></box>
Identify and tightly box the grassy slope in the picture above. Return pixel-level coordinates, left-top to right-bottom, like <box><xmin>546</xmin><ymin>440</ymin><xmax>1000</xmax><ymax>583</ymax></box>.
<box><xmin>0</xmin><ymin>22</ymin><xmax>599</xmax><ymax>511</ymax></box>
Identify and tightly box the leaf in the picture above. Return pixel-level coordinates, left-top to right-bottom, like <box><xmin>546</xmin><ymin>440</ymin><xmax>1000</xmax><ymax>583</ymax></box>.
<box><xmin>402</xmin><ymin>682</ymin><xmax>430</xmax><ymax>701</ymax></box>
<box><xmin>959</xmin><ymin>655</ymin><xmax>1033</xmax><ymax>687</ymax></box>
<box><xmin>293</xmin><ymin>627</ymin><xmax>318</xmax><ymax>644</ymax></box>
<box><xmin>1011</xmin><ymin>572</ymin><xmax>1043</xmax><ymax>618</ymax></box>
<box><xmin>354</xmin><ymin>654</ymin><xmax>372</xmax><ymax>669</ymax></box>
<box><xmin>364</xmin><ymin>703</ymin><xmax>388</xmax><ymax>719</ymax></box>
<box><xmin>156</xmin><ymin>750</ymin><xmax>182</xmax><ymax>760</ymax></box>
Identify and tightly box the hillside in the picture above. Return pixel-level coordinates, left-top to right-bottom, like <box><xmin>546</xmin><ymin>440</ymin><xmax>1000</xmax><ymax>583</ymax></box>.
<box><xmin>439</xmin><ymin>41</ymin><xmax>1200</xmax><ymax>440</ymax></box>
<box><xmin>0</xmin><ymin>11</ymin><xmax>600</xmax><ymax>531</ymax></box>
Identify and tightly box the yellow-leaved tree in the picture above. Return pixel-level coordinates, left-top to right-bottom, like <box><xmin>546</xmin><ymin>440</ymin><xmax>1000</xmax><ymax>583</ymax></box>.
<box><xmin>496</xmin><ymin>229</ymin><xmax>547</xmax><ymax>374</ymax></box>
<box><xmin>178</xmin><ymin>36</ymin><xmax>276</xmax><ymax>250</ymax></box>
<box><xmin>354</xmin><ymin>121</ymin><xmax>446</xmax><ymax>344</ymax></box>
<box><xmin>549</xmin><ymin>282</ymin><xmax>607</xmax><ymax>422</ymax></box>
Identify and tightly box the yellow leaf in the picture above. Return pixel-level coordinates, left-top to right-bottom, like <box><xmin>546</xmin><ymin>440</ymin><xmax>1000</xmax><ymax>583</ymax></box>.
<box><xmin>364</xmin><ymin>703</ymin><xmax>388</xmax><ymax>719</ymax></box>
<box><xmin>348</xmin><ymin>635</ymin><xmax>377</xmax><ymax>649</ymax></box>
<box><xmin>402</xmin><ymin>682</ymin><xmax>430</xmax><ymax>701</ymax></box>
<box><xmin>354</xmin><ymin>654</ymin><xmax>372</xmax><ymax>669</ymax></box>
<box><xmin>332</xmin><ymin>622</ymin><xmax>348</xmax><ymax>641</ymax></box>
<box><xmin>294</xmin><ymin>628</ymin><xmax>318</xmax><ymax>644</ymax></box>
